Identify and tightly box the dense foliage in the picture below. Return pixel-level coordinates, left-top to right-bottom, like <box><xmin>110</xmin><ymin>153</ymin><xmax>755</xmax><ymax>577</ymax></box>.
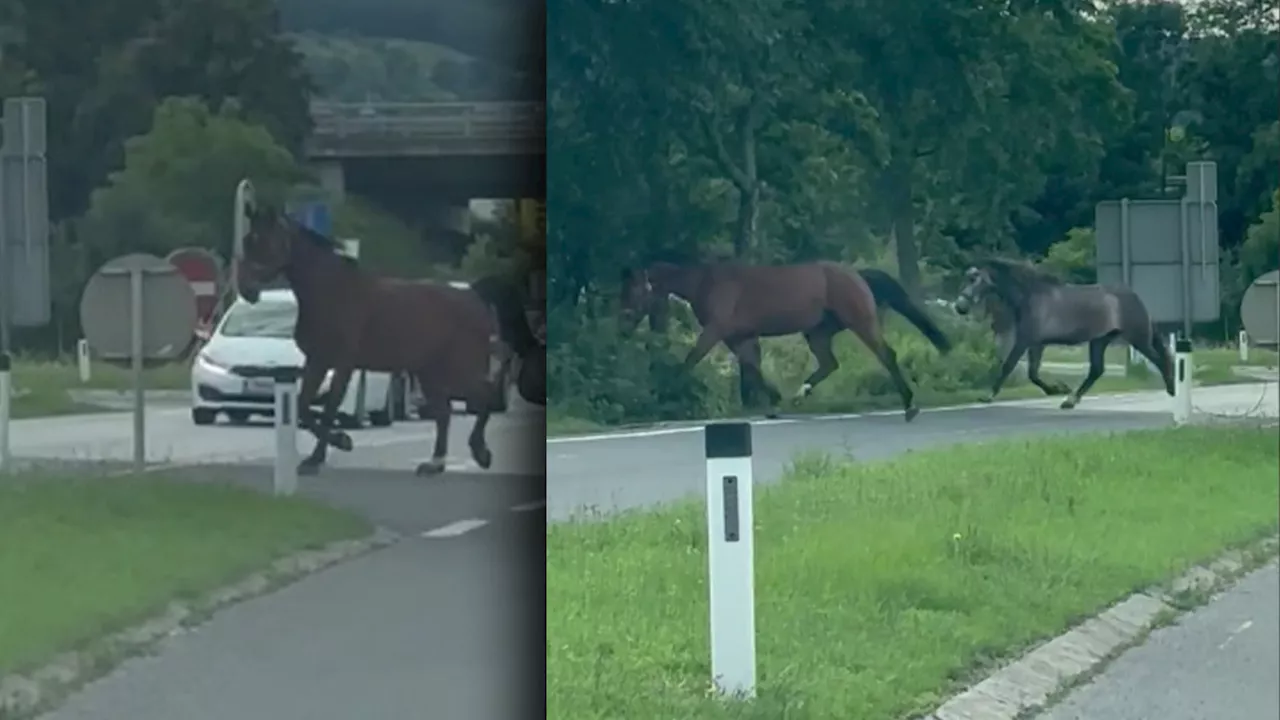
<box><xmin>1</xmin><ymin>1</ymin><xmax>512</xmax><ymax>351</ymax></box>
<box><xmin>548</xmin><ymin>0</ymin><xmax>1279</xmax><ymax>426</ymax></box>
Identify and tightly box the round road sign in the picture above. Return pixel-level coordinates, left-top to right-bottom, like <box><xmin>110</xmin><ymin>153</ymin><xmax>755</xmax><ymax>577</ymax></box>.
<box><xmin>1240</xmin><ymin>270</ymin><xmax>1279</xmax><ymax>349</ymax></box>
<box><xmin>80</xmin><ymin>253</ymin><xmax>198</xmax><ymax>366</ymax></box>
<box><xmin>167</xmin><ymin>247</ymin><xmax>222</xmax><ymax>321</ymax></box>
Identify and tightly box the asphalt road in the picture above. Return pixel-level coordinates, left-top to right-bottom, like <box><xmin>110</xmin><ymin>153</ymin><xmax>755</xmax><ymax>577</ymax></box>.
<box><xmin>16</xmin><ymin>396</ymin><xmax>546</xmax><ymax>720</ymax></box>
<box><xmin>1038</xmin><ymin>562</ymin><xmax>1280</xmax><ymax>720</ymax></box>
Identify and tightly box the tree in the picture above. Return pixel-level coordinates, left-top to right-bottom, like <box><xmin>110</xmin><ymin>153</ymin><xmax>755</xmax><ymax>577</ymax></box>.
<box><xmin>78</xmin><ymin>97</ymin><xmax>308</xmax><ymax>268</ymax></box>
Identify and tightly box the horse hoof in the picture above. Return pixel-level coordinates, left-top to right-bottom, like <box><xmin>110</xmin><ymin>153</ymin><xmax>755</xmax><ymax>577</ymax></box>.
<box><xmin>297</xmin><ymin>461</ymin><xmax>321</xmax><ymax>476</ymax></box>
<box><xmin>1060</xmin><ymin>396</ymin><xmax>1078</xmax><ymax>410</ymax></box>
<box><xmin>415</xmin><ymin>460</ymin><xmax>446</xmax><ymax>477</ymax></box>
<box><xmin>331</xmin><ymin>431</ymin><xmax>354</xmax><ymax>452</ymax></box>
<box><xmin>978</xmin><ymin>395</ymin><xmax>994</xmax><ymax>404</ymax></box>
<box><xmin>904</xmin><ymin>406</ymin><xmax>920</xmax><ymax>423</ymax></box>
<box><xmin>764</xmin><ymin>411</ymin><xmax>780</xmax><ymax>420</ymax></box>
<box><xmin>471</xmin><ymin>445</ymin><xmax>493</xmax><ymax>470</ymax></box>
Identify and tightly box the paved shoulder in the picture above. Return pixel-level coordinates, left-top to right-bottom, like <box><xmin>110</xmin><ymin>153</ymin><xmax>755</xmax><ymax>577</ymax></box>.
<box><xmin>1038</xmin><ymin>562</ymin><xmax>1279</xmax><ymax>720</ymax></box>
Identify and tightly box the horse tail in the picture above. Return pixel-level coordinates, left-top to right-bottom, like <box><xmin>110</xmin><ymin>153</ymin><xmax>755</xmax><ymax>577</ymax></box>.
<box><xmin>857</xmin><ymin>268</ymin><xmax>953</xmax><ymax>354</ymax></box>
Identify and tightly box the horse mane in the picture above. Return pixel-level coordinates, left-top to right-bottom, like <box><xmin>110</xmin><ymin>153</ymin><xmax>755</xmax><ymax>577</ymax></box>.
<box><xmin>979</xmin><ymin>257</ymin><xmax>1061</xmax><ymax>309</ymax></box>
<box><xmin>290</xmin><ymin>219</ymin><xmax>356</xmax><ymax>266</ymax></box>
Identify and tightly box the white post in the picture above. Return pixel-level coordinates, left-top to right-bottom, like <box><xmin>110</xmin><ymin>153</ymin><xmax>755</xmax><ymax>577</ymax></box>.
<box><xmin>704</xmin><ymin>422</ymin><xmax>757</xmax><ymax>698</ymax></box>
<box><xmin>130</xmin><ymin>267</ymin><xmax>146</xmax><ymax>474</ymax></box>
<box><xmin>1173</xmin><ymin>337</ymin><xmax>1193</xmax><ymax>426</ymax></box>
<box><xmin>273</xmin><ymin>371</ymin><xmax>299</xmax><ymax>495</ymax></box>
<box><xmin>77</xmin><ymin>338</ymin><xmax>91</xmax><ymax>383</ymax></box>
<box><xmin>0</xmin><ymin>352</ymin><xmax>10</xmax><ymax>473</ymax></box>
<box><xmin>1239</xmin><ymin>329</ymin><xmax>1249</xmax><ymax>363</ymax></box>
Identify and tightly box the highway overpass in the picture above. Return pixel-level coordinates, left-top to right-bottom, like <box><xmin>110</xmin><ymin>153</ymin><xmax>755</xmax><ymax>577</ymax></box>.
<box><xmin>305</xmin><ymin>101</ymin><xmax>544</xmax><ymax>261</ymax></box>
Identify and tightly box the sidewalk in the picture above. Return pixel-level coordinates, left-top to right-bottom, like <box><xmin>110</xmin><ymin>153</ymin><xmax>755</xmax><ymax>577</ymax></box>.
<box><xmin>1037</xmin><ymin>562</ymin><xmax>1279</xmax><ymax>720</ymax></box>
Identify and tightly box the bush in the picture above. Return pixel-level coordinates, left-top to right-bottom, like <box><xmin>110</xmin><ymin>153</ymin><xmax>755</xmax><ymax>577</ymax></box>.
<box><xmin>548</xmin><ymin>297</ymin><xmax>1021</xmax><ymax>426</ymax></box>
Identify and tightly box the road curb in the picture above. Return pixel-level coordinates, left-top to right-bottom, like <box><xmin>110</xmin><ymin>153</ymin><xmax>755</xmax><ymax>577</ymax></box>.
<box><xmin>926</xmin><ymin>534</ymin><xmax>1280</xmax><ymax>720</ymax></box>
<box><xmin>0</xmin><ymin>525</ymin><xmax>403</xmax><ymax>720</ymax></box>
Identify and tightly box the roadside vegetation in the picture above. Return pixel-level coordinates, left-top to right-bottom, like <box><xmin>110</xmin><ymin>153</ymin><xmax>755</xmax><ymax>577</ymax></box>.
<box><xmin>0</xmin><ymin>471</ymin><xmax>368</xmax><ymax>677</ymax></box>
<box><xmin>547</xmin><ymin>426</ymin><xmax>1280</xmax><ymax>719</ymax></box>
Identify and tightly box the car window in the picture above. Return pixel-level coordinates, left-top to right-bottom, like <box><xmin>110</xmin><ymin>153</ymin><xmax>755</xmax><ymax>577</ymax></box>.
<box><xmin>218</xmin><ymin>300</ymin><xmax>297</xmax><ymax>338</ymax></box>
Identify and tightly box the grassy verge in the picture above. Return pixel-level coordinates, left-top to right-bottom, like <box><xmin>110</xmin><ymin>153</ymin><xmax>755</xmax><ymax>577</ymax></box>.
<box><xmin>9</xmin><ymin>357</ymin><xmax>191</xmax><ymax>419</ymax></box>
<box><xmin>0</xmin><ymin>471</ymin><xmax>368</xmax><ymax>676</ymax></box>
<box><xmin>547</xmin><ymin>426</ymin><xmax>1280</xmax><ymax>719</ymax></box>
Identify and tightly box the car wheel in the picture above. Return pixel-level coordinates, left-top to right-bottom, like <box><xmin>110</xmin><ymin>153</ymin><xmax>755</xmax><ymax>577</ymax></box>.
<box><xmin>338</xmin><ymin>411</ymin><xmax>363</xmax><ymax>430</ymax></box>
<box><xmin>227</xmin><ymin>410</ymin><xmax>251</xmax><ymax>425</ymax></box>
<box><xmin>370</xmin><ymin>392</ymin><xmax>393</xmax><ymax>427</ymax></box>
<box><xmin>192</xmin><ymin>408</ymin><xmax>217</xmax><ymax>426</ymax></box>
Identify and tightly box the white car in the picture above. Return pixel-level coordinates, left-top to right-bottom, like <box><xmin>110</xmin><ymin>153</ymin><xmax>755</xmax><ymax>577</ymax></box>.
<box><xmin>190</xmin><ymin>288</ymin><xmax>396</xmax><ymax>428</ymax></box>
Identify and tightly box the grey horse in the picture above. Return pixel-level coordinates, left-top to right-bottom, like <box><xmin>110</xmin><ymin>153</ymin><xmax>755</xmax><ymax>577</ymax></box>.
<box><xmin>954</xmin><ymin>258</ymin><xmax>1174</xmax><ymax>408</ymax></box>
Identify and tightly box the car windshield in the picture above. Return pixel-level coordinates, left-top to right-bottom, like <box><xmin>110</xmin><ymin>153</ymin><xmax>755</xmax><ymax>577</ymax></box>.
<box><xmin>218</xmin><ymin>300</ymin><xmax>297</xmax><ymax>339</ymax></box>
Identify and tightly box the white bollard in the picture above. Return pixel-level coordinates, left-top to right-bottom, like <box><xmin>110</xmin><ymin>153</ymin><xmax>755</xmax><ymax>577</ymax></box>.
<box><xmin>1239</xmin><ymin>329</ymin><xmax>1249</xmax><ymax>363</ymax></box>
<box><xmin>273</xmin><ymin>370</ymin><xmax>300</xmax><ymax>495</ymax></box>
<box><xmin>0</xmin><ymin>352</ymin><xmax>10</xmax><ymax>473</ymax></box>
<box><xmin>1173</xmin><ymin>337</ymin><xmax>1193</xmax><ymax>426</ymax></box>
<box><xmin>76</xmin><ymin>338</ymin><xmax>91</xmax><ymax>383</ymax></box>
<box><xmin>704</xmin><ymin>422</ymin><xmax>757</xmax><ymax>698</ymax></box>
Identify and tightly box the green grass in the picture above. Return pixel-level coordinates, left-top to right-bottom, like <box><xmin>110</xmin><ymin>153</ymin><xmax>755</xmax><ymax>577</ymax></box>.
<box><xmin>1042</xmin><ymin>342</ymin><xmax>1278</xmax><ymax>369</ymax></box>
<box><xmin>9</xmin><ymin>357</ymin><xmax>191</xmax><ymax>419</ymax></box>
<box><xmin>0</xmin><ymin>472</ymin><xmax>369</xmax><ymax>675</ymax></box>
<box><xmin>547</xmin><ymin>426</ymin><xmax>1280</xmax><ymax>719</ymax></box>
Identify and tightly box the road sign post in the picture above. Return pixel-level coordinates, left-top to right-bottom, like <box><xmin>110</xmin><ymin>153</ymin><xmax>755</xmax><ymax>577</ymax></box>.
<box><xmin>80</xmin><ymin>254</ymin><xmax>198</xmax><ymax>474</ymax></box>
<box><xmin>233</xmin><ymin>179</ymin><xmax>255</xmax><ymax>298</ymax></box>
<box><xmin>0</xmin><ymin>97</ymin><xmax>53</xmax><ymax>351</ymax></box>
<box><xmin>1173</xmin><ymin>338</ymin><xmax>1193</xmax><ymax>426</ymax></box>
<box><xmin>704</xmin><ymin>422</ymin><xmax>757</xmax><ymax>698</ymax></box>
<box><xmin>0</xmin><ymin>352</ymin><xmax>10</xmax><ymax>473</ymax></box>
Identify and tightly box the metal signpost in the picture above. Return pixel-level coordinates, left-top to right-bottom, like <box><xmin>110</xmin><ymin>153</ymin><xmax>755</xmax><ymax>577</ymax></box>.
<box><xmin>79</xmin><ymin>254</ymin><xmax>198</xmax><ymax>473</ymax></box>
<box><xmin>233</xmin><ymin>179</ymin><xmax>255</xmax><ymax>297</ymax></box>
<box><xmin>1095</xmin><ymin>161</ymin><xmax>1220</xmax><ymax>419</ymax></box>
<box><xmin>1239</xmin><ymin>270</ymin><xmax>1279</xmax><ymax>352</ymax></box>
<box><xmin>703</xmin><ymin>422</ymin><xmax>757</xmax><ymax>698</ymax></box>
<box><xmin>0</xmin><ymin>97</ymin><xmax>52</xmax><ymax>349</ymax></box>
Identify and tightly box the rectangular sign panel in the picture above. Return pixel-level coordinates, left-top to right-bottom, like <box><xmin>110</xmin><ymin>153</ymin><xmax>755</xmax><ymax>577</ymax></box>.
<box><xmin>0</xmin><ymin>97</ymin><xmax>52</xmax><ymax>328</ymax></box>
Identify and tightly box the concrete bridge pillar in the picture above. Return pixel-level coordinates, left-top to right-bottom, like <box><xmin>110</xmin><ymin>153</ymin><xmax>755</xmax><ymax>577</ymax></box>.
<box><xmin>310</xmin><ymin>161</ymin><xmax>346</xmax><ymax>200</ymax></box>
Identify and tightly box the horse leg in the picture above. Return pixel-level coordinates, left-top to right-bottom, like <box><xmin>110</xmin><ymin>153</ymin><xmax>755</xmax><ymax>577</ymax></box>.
<box><xmin>796</xmin><ymin>325</ymin><xmax>840</xmax><ymax>400</ymax></box>
<box><xmin>847</xmin><ymin>322</ymin><xmax>919</xmax><ymax>422</ymax></box>
<box><xmin>1025</xmin><ymin>345</ymin><xmax>1069</xmax><ymax>396</ymax></box>
<box><xmin>467</xmin><ymin>398</ymin><xmax>494</xmax><ymax>471</ymax></box>
<box><xmin>682</xmin><ymin>327</ymin><xmax>725</xmax><ymax>371</ymax></box>
<box><xmin>1061</xmin><ymin>337</ymin><xmax>1111</xmax><ymax>409</ymax></box>
<box><xmin>301</xmin><ymin>366</ymin><xmax>356</xmax><ymax>473</ymax></box>
<box><xmin>984</xmin><ymin>337</ymin><xmax>1030</xmax><ymax>403</ymax></box>
<box><xmin>295</xmin><ymin>362</ymin><xmax>329</xmax><ymax>476</ymax></box>
<box><xmin>414</xmin><ymin>379</ymin><xmax>451</xmax><ymax>476</ymax></box>
<box><xmin>1133</xmin><ymin>331</ymin><xmax>1175</xmax><ymax>396</ymax></box>
<box><xmin>728</xmin><ymin>338</ymin><xmax>780</xmax><ymax>412</ymax></box>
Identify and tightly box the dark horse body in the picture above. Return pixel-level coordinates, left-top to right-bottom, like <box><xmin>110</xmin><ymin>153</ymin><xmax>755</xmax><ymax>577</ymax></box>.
<box><xmin>954</xmin><ymin>258</ymin><xmax>1174</xmax><ymax>408</ymax></box>
<box><xmin>237</xmin><ymin>205</ymin><xmax>501</xmax><ymax>476</ymax></box>
<box><xmin>621</xmin><ymin>261</ymin><xmax>952</xmax><ymax>422</ymax></box>
<box><xmin>471</xmin><ymin>273</ymin><xmax>545</xmax><ymax>405</ymax></box>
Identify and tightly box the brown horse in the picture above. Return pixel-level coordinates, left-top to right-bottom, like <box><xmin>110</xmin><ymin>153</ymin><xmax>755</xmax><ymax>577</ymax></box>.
<box><xmin>236</xmin><ymin>203</ymin><xmax>502</xmax><ymax>476</ymax></box>
<box><xmin>953</xmin><ymin>257</ymin><xmax>1174</xmax><ymax>407</ymax></box>
<box><xmin>619</xmin><ymin>261</ymin><xmax>952</xmax><ymax>422</ymax></box>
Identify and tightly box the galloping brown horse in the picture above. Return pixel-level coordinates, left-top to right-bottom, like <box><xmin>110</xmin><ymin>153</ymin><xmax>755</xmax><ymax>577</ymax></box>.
<box><xmin>620</xmin><ymin>261</ymin><xmax>952</xmax><ymax>422</ymax></box>
<box><xmin>236</xmin><ymin>204</ymin><xmax>503</xmax><ymax>476</ymax></box>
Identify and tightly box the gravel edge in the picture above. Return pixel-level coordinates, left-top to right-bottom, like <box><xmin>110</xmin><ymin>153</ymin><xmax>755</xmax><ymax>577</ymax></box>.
<box><xmin>0</xmin><ymin>526</ymin><xmax>403</xmax><ymax>720</ymax></box>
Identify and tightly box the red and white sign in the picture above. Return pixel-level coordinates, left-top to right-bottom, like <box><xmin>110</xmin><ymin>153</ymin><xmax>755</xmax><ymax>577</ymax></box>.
<box><xmin>167</xmin><ymin>247</ymin><xmax>223</xmax><ymax>322</ymax></box>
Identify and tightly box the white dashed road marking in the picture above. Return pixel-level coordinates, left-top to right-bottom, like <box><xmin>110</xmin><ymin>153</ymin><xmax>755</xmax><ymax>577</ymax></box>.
<box><xmin>421</xmin><ymin>519</ymin><xmax>490</xmax><ymax>539</ymax></box>
<box><xmin>510</xmin><ymin>500</ymin><xmax>545</xmax><ymax>512</ymax></box>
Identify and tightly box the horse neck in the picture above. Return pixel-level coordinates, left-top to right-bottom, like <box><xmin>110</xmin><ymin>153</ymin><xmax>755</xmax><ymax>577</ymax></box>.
<box><xmin>284</xmin><ymin>242</ymin><xmax>360</xmax><ymax>304</ymax></box>
<box><xmin>651</xmin><ymin>263</ymin><xmax>702</xmax><ymax>301</ymax></box>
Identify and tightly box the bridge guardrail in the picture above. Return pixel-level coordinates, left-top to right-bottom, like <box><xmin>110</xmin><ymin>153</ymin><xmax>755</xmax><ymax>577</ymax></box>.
<box><xmin>310</xmin><ymin>101</ymin><xmax>545</xmax><ymax>141</ymax></box>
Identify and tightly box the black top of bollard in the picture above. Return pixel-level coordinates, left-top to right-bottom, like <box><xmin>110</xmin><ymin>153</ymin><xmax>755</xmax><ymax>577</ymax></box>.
<box><xmin>1175</xmin><ymin>338</ymin><xmax>1193</xmax><ymax>353</ymax></box>
<box><xmin>705</xmin><ymin>422</ymin><xmax>753</xmax><ymax>459</ymax></box>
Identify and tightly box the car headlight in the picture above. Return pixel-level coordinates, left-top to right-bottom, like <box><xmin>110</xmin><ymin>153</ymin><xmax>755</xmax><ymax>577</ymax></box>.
<box><xmin>197</xmin><ymin>352</ymin><xmax>229</xmax><ymax>372</ymax></box>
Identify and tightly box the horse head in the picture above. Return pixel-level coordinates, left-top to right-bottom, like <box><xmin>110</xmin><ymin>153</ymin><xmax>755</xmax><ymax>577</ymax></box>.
<box><xmin>954</xmin><ymin>265</ymin><xmax>995</xmax><ymax>316</ymax></box>
<box><xmin>619</xmin><ymin>265</ymin><xmax>670</xmax><ymax>333</ymax></box>
<box><xmin>237</xmin><ymin>203</ymin><xmax>295</xmax><ymax>304</ymax></box>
